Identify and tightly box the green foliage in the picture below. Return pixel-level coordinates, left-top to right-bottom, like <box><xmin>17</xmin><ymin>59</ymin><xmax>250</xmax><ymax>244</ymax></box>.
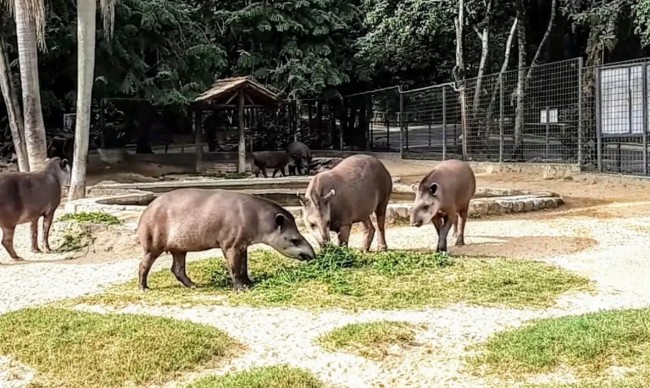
<box><xmin>210</xmin><ymin>0</ymin><xmax>362</xmax><ymax>98</ymax></box>
<box><xmin>69</xmin><ymin>245</ymin><xmax>591</xmax><ymax>311</ymax></box>
<box><xmin>317</xmin><ymin>321</ymin><xmax>420</xmax><ymax>360</ymax></box>
<box><xmin>60</xmin><ymin>211</ymin><xmax>122</xmax><ymax>225</ymax></box>
<box><xmin>635</xmin><ymin>0</ymin><xmax>650</xmax><ymax>46</ymax></box>
<box><xmin>0</xmin><ymin>307</ymin><xmax>239</xmax><ymax>388</ymax></box>
<box><xmin>469</xmin><ymin>308</ymin><xmax>650</xmax><ymax>385</ymax></box>
<box><xmin>186</xmin><ymin>365</ymin><xmax>325</xmax><ymax>388</ymax></box>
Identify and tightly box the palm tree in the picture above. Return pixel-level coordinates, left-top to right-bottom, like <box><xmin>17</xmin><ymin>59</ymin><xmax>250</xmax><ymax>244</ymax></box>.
<box><xmin>7</xmin><ymin>0</ymin><xmax>48</xmax><ymax>171</ymax></box>
<box><xmin>68</xmin><ymin>0</ymin><xmax>116</xmax><ymax>200</ymax></box>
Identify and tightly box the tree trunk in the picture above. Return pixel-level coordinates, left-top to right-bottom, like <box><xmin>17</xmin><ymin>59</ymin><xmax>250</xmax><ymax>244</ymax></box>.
<box><xmin>524</xmin><ymin>0</ymin><xmax>557</xmax><ymax>85</ymax></box>
<box><xmin>453</xmin><ymin>0</ymin><xmax>468</xmax><ymax>160</ymax></box>
<box><xmin>471</xmin><ymin>0</ymin><xmax>494</xmax><ymax>145</ymax></box>
<box><xmin>512</xmin><ymin>0</ymin><xmax>526</xmax><ymax>161</ymax></box>
<box><xmin>14</xmin><ymin>0</ymin><xmax>48</xmax><ymax>171</ymax></box>
<box><xmin>0</xmin><ymin>32</ymin><xmax>29</xmax><ymax>172</ymax></box>
<box><xmin>68</xmin><ymin>0</ymin><xmax>97</xmax><ymax>200</ymax></box>
<box><xmin>484</xmin><ymin>17</ymin><xmax>518</xmax><ymax>143</ymax></box>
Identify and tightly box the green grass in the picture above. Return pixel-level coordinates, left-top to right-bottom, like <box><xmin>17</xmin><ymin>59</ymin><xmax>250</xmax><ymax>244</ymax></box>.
<box><xmin>317</xmin><ymin>321</ymin><xmax>421</xmax><ymax>360</ymax></box>
<box><xmin>59</xmin><ymin>211</ymin><xmax>122</xmax><ymax>225</ymax></box>
<box><xmin>0</xmin><ymin>307</ymin><xmax>240</xmax><ymax>388</ymax></box>
<box><xmin>68</xmin><ymin>245</ymin><xmax>591</xmax><ymax>311</ymax></box>
<box><xmin>186</xmin><ymin>365</ymin><xmax>324</xmax><ymax>388</ymax></box>
<box><xmin>469</xmin><ymin>308</ymin><xmax>650</xmax><ymax>386</ymax></box>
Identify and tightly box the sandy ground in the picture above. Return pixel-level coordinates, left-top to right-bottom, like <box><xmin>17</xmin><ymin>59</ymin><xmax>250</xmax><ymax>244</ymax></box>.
<box><xmin>1</xmin><ymin>158</ymin><xmax>650</xmax><ymax>387</ymax></box>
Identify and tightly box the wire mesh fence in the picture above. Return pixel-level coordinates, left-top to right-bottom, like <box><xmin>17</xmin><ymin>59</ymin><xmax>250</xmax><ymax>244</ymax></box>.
<box><xmin>400</xmin><ymin>58</ymin><xmax>582</xmax><ymax>163</ymax></box>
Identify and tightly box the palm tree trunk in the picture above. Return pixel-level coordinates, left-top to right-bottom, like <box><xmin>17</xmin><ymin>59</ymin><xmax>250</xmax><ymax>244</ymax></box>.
<box><xmin>14</xmin><ymin>0</ymin><xmax>48</xmax><ymax>171</ymax></box>
<box><xmin>68</xmin><ymin>0</ymin><xmax>97</xmax><ymax>200</ymax></box>
<box><xmin>0</xmin><ymin>32</ymin><xmax>29</xmax><ymax>172</ymax></box>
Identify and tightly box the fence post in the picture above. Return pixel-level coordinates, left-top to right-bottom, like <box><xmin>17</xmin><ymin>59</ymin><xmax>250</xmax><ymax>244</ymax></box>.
<box><xmin>99</xmin><ymin>98</ymin><xmax>106</xmax><ymax>149</ymax></box>
<box><xmin>399</xmin><ymin>88</ymin><xmax>404</xmax><ymax>159</ymax></box>
<box><xmin>545</xmin><ymin>106</ymin><xmax>550</xmax><ymax>159</ymax></box>
<box><xmin>642</xmin><ymin>62</ymin><xmax>648</xmax><ymax>175</ymax></box>
<box><xmin>595</xmin><ymin>67</ymin><xmax>603</xmax><ymax>172</ymax></box>
<box><xmin>294</xmin><ymin>100</ymin><xmax>299</xmax><ymax>142</ymax></box>
<box><xmin>442</xmin><ymin>87</ymin><xmax>447</xmax><ymax>160</ymax></box>
<box><xmin>499</xmin><ymin>78</ymin><xmax>504</xmax><ymax>163</ymax></box>
<box><xmin>339</xmin><ymin>98</ymin><xmax>344</xmax><ymax>151</ymax></box>
<box><xmin>577</xmin><ymin>57</ymin><xmax>583</xmax><ymax>166</ymax></box>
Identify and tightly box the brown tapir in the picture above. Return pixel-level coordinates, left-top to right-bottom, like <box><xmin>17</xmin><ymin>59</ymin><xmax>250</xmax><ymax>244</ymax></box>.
<box><xmin>298</xmin><ymin>154</ymin><xmax>392</xmax><ymax>251</ymax></box>
<box><xmin>410</xmin><ymin>159</ymin><xmax>476</xmax><ymax>252</ymax></box>
<box><xmin>0</xmin><ymin>157</ymin><xmax>71</xmax><ymax>260</ymax></box>
<box><xmin>135</xmin><ymin>188</ymin><xmax>316</xmax><ymax>291</ymax></box>
<box><xmin>287</xmin><ymin>141</ymin><xmax>312</xmax><ymax>175</ymax></box>
<box><xmin>252</xmin><ymin>151</ymin><xmax>290</xmax><ymax>178</ymax></box>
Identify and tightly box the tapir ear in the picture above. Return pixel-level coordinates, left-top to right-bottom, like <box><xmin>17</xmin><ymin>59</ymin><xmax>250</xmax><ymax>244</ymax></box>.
<box><xmin>410</xmin><ymin>184</ymin><xmax>418</xmax><ymax>192</ymax></box>
<box><xmin>323</xmin><ymin>188</ymin><xmax>336</xmax><ymax>202</ymax></box>
<box><xmin>60</xmin><ymin>159</ymin><xmax>69</xmax><ymax>169</ymax></box>
<box><xmin>274</xmin><ymin>213</ymin><xmax>285</xmax><ymax>228</ymax></box>
<box><xmin>428</xmin><ymin>183</ymin><xmax>439</xmax><ymax>196</ymax></box>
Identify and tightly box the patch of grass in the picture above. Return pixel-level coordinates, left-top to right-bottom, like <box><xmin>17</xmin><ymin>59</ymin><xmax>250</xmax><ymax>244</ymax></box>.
<box><xmin>469</xmin><ymin>308</ymin><xmax>650</xmax><ymax>386</ymax></box>
<box><xmin>69</xmin><ymin>245</ymin><xmax>591</xmax><ymax>311</ymax></box>
<box><xmin>317</xmin><ymin>321</ymin><xmax>420</xmax><ymax>360</ymax></box>
<box><xmin>0</xmin><ymin>307</ymin><xmax>240</xmax><ymax>388</ymax></box>
<box><xmin>55</xmin><ymin>226</ymin><xmax>96</xmax><ymax>253</ymax></box>
<box><xmin>186</xmin><ymin>365</ymin><xmax>324</xmax><ymax>388</ymax></box>
<box><xmin>59</xmin><ymin>211</ymin><xmax>122</xmax><ymax>225</ymax></box>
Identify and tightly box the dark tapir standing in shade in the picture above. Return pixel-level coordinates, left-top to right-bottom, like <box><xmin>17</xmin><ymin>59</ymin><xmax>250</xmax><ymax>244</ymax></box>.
<box><xmin>0</xmin><ymin>157</ymin><xmax>71</xmax><ymax>260</ymax></box>
<box><xmin>410</xmin><ymin>159</ymin><xmax>476</xmax><ymax>252</ymax></box>
<box><xmin>136</xmin><ymin>189</ymin><xmax>316</xmax><ymax>291</ymax></box>
<box><xmin>287</xmin><ymin>141</ymin><xmax>312</xmax><ymax>175</ymax></box>
<box><xmin>252</xmin><ymin>151</ymin><xmax>291</xmax><ymax>178</ymax></box>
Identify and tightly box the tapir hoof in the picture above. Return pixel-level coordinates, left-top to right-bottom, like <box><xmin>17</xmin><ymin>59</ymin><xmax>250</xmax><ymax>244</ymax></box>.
<box><xmin>377</xmin><ymin>245</ymin><xmax>388</xmax><ymax>252</ymax></box>
<box><xmin>232</xmin><ymin>282</ymin><xmax>251</xmax><ymax>292</ymax></box>
<box><xmin>31</xmin><ymin>248</ymin><xmax>41</xmax><ymax>254</ymax></box>
<box><xmin>12</xmin><ymin>256</ymin><xmax>25</xmax><ymax>261</ymax></box>
<box><xmin>455</xmin><ymin>239</ymin><xmax>465</xmax><ymax>247</ymax></box>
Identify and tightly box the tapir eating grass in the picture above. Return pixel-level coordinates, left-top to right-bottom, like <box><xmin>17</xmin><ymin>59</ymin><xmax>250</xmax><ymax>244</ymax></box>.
<box><xmin>0</xmin><ymin>157</ymin><xmax>71</xmax><ymax>261</ymax></box>
<box><xmin>135</xmin><ymin>188</ymin><xmax>316</xmax><ymax>291</ymax></box>
<box><xmin>298</xmin><ymin>154</ymin><xmax>392</xmax><ymax>251</ymax></box>
<box><xmin>410</xmin><ymin>159</ymin><xmax>476</xmax><ymax>252</ymax></box>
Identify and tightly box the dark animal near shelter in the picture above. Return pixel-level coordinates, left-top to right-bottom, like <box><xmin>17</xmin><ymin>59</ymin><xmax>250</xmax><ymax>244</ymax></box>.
<box><xmin>252</xmin><ymin>151</ymin><xmax>291</xmax><ymax>178</ymax></box>
<box><xmin>136</xmin><ymin>189</ymin><xmax>316</xmax><ymax>291</ymax></box>
<box><xmin>298</xmin><ymin>154</ymin><xmax>392</xmax><ymax>251</ymax></box>
<box><xmin>410</xmin><ymin>159</ymin><xmax>476</xmax><ymax>252</ymax></box>
<box><xmin>287</xmin><ymin>141</ymin><xmax>312</xmax><ymax>175</ymax></box>
<box><xmin>0</xmin><ymin>157</ymin><xmax>71</xmax><ymax>260</ymax></box>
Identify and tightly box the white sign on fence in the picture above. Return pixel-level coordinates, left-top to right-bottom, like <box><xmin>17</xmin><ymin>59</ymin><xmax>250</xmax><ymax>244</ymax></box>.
<box><xmin>540</xmin><ymin>108</ymin><xmax>558</xmax><ymax>123</ymax></box>
<box><xmin>600</xmin><ymin>64</ymin><xmax>647</xmax><ymax>135</ymax></box>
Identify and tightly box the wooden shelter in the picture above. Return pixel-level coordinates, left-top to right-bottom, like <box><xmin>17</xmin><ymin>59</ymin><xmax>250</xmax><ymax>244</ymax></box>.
<box><xmin>192</xmin><ymin>76</ymin><xmax>283</xmax><ymax>173</ymax></box>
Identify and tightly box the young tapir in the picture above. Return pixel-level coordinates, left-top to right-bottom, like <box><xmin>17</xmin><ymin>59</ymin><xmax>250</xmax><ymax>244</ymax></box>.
<box><xmin>252</xmin><ymin>151</ymin><xmax>290</xmax><ymax>178</ymax></box>
<box><xmin>135</xmin><ymin>188</ymin><xmax>316</xmax><ymax>291</ymax></box>
<box><xmin>0</xmin><ymin>157</ymin><xmax>71</xmax><ymax>260</ymax></box>
<box><xmin>287</xmin><ymin>141</ymin><xmax>312</xmax><ymax>175</ymax></box>
<box><xmin>298</xmin><ymin>154</ymin><xmax>392</xmax><ymax>251</ymax></box>
<box><xmin>410</xmin><ymin>159</ymin><xmax>476</xmax><ymax>252</ymax></box>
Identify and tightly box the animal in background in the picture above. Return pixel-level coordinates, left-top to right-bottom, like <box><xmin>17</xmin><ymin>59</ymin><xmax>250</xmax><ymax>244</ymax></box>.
<box><xmin>0</xmin><ymin>157</ymin><xmax>71</xmax><ymax>260</ymax></box>
<box><xmin>252</xmin><ymin>151</ymin><xmax>290</xmax><ymax>178</ymax></box>
<box><xmin>287</xmin><ymin>141</ymin><xmax>312</xmax><ymax>176</ymax></box>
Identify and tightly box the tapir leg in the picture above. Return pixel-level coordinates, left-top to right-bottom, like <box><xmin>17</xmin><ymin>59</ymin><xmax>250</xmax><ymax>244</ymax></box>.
<box><xmin>1</xmin><ymin>225</ymin><xmax>22</xmax><ymax>260</ymax></box>
<box><xmin>224</xmin><ymin>247</ymin><xmax>249</xmax><ymax>291</ymax></box>
<box><xmin>455</xmin><ymin>208</ymin><xmax>468</xmax><ymax>246</ymax></box>
<box><xmin>240</xmin><ymin>250</ymin><xmax>253</xmax><ymax>285</ymax></box>
<box><xmin>30</xmin><ymin>219</ymin><xmax>41</xmax><ymax>253</ymax></box>
<box><xmin>138</xmin><ymin>250</ymin><xmax>162</xmax><ymax>291</ymax></box>
<box><xmin>437</xmin><ymin>214</ymin><xmax>457</xmax><ymax>253</ymax></box>
<box><xmin>375</xmin><ymin>203</ymin><xmax>389</xmax><ymax>251</ymax></box>
<box><xmin>360</xmin><ymin>218</ymin><xmax>375</xmax><ymax>252</ymax></box>
<box><xmin>42</xmin><ymin>211</ymin><xmax>55</xmax><ymax>252</ymax></box>
<box><xmin>261</xmin><ymin>167</ymin><xmax>269</xmax><ymax>178</ymax></box>
<box><xmin>431</xmin><ymin>216</ymin><xmax>443</xmax><ymax>235</ymax></box>
<box><xmin>171</xmin><ymin>251</ymin><xmax>196</xmax><ymax>288</ymax></box>
<box><xmin>337</xmin><ymin>225</ymin><xmax>352</xmax><ymax>247</ymax></box>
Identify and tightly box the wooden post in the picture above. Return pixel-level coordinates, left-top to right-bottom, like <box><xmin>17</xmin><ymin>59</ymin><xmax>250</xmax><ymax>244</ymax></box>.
<box><xmin>238</xmin><ymin>88</ymin><xmax>246</xmax><ymax>173</ymax></box>
<box><xmin>194</xmin><ymin>109</ymin><xmax>203</xmax><ymax>173</ymax></box>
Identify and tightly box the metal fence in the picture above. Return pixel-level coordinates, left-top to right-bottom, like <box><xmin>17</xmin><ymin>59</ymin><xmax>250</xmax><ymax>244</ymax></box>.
<box><xmin>292</xmin><ymin>55</ymin><xmax>650</xmax><ymax>176</ymax></box>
